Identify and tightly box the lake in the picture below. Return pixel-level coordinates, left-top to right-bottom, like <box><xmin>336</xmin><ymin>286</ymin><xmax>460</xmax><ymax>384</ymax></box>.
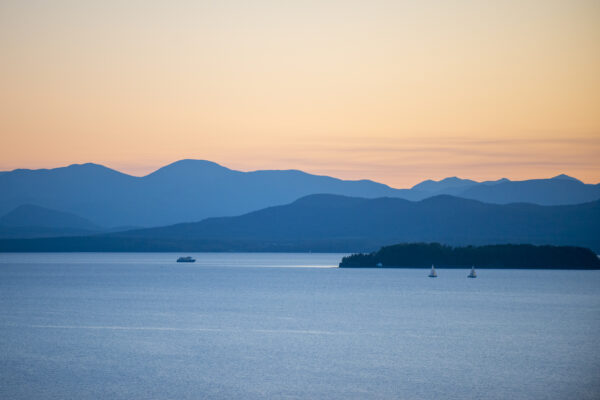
<box><xmin>1</xmin><ymin>253</ymin><xmax>599</xmax><ymax>399</ymax></box>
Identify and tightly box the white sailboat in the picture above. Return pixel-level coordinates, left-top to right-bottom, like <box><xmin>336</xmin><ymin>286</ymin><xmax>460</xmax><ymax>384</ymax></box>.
<box><xmin>428</xmin><ymin>264</ymin><xmax>437</xmax><ymax>278</ymax></box>
<box><xmin>468</xmin><ymin>266</ymin><xmax>477</xmax><ymax>278</ymax></box>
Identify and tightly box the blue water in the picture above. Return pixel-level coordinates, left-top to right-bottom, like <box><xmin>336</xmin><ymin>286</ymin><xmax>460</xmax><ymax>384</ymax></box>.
<box><xmin>1</xmin><ymin>253</ymin><xmax>599</xmax><ymax>399</ymax></box>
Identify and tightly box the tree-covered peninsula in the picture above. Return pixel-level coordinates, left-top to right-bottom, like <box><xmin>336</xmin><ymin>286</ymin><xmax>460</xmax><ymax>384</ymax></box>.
<box><xmin>339</xmin><ymin>243</ymin><xmax>600</xmax><ymax>269</ymax></box>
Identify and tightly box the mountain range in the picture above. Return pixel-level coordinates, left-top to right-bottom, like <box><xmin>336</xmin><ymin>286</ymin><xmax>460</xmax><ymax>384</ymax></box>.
<box><xmin>1</xmin><ymin>194</ymin><xmax>598</xmax><ymax>253</ymax></box>
<box><xmin>1</xmin><ymin>160</ymin><xmax>599</xmax><ymax>229</ymax></box>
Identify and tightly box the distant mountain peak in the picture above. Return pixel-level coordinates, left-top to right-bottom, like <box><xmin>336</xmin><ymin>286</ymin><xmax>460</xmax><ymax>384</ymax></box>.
<box><xmin>551</xmin><ymin>174</ymin><xmax>582</xmax><ymax>183</ymax></box>
<box><xmin>411</xmin><ymin>176</ymin><xmax>477</xmax><ymax>192</ymax></box>
<box><xmin>172</xmin><ymin>159</ymin><xmax>224</xmax><ymax>167</ymax></box>
<box><xmin>161</xmin><ymin>159</ymin><xmax>228</xmax><ymax>169</ymax></box>
<box><xmin>481</xmin><ymin>177</ymin><xmax>510</xmax><ymax>186</ymax></box>
<box><xmin>6</xmin><ymin>162</ymin><xmax>127</xmax><ymax>178</ymax></box>
<box><xmin>66</xmin><ymin>162</ymin><xmax>103</xmax><ymax>168</ymax></box>
<box><xmin>145</xmin><ymin>159</ymin><xmax>232</xmax><ymax>178</ymax></box>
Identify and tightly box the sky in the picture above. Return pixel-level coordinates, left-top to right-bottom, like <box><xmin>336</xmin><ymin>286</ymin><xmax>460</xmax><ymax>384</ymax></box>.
<box><xmin>1</xmin><ymin>0</ymin><xmax>599</xmax><ymax>188</ymax></box>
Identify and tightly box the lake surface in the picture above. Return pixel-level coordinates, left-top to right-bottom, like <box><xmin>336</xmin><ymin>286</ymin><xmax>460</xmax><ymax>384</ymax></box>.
<box><xmin>1</xmin><ymin>253</ymin><xmax>599</xmax><ymax>399</ymax></box>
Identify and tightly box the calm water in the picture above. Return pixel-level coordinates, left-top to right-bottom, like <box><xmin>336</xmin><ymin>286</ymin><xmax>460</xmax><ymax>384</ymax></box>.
<box><xmin>1</xmin><ymin>253</ymin><xmax>599</xmax><ymax>400</ymax></box>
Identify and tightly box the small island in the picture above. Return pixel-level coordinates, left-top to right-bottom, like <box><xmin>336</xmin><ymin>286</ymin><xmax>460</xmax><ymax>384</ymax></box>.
<box><xmin>339</xmin><ymin>243</ymin><xmax>600</xmax><ymax>269</ymax></box>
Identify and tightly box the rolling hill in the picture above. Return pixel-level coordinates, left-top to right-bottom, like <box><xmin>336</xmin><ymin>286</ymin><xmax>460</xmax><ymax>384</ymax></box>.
<box><xmin>0</xmin><ymin>204</ymin><xmax>101</xmax><ymax>238</ymax></box>
<box><xmin>1</xmin><ymin>195</ymin><xmax>598</xmax><ymax>252</ymax></box>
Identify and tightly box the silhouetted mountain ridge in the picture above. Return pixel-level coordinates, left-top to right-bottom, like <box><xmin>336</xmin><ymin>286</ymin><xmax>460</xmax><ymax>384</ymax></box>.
<box><xmin>1</xmin><ymin>194</ymin><xmax>598</xmax><ymax>252</ymax></box>
<box><xmin>0</xmin><ymin>160</ymin><xmax>410</xmax><ymax>227</ymax></box>
<box><xmin>1</xmin><ymin>160</ymin><xmax>599</xmax><ymax>227</ymax></box>
<box><xmin>411</xmin><ymin>177</ymin><xmax>478</xmax><ymax>192</ymax></box>
<box><xmin>115</xmin><ymin>193</ymin><xmax>598</xmax><ymax>246</ymax></box>
<box><xmin>551</xmin><ymin>174</ymin><xmax>582</xmax><ymax>183</ymax></box>
<box><xmin>0</xmin><ymin>204</ymin><xmax>99</xmax><ymax>229</ymax></box>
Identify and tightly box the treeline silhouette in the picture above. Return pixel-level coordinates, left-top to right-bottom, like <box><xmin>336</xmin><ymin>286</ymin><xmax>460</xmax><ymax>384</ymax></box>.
<box><xmin>339</xmin><ymin>243</ymin><xmax>600</xmax><ymax>269</ymax></box>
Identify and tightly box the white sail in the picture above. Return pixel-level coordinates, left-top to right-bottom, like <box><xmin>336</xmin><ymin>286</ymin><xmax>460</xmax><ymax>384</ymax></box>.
<box><xmin>468</xmin><ymin>266</ymin><xmax>477</xmax><ymax>278</ymax></box>
<box><xmin>429</xmin><ymin>264</ymin><xmax>437</xmax><ymax>277</ymax></box>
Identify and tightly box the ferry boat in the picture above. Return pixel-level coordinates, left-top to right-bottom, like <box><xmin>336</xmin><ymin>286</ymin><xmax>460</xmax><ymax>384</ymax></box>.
<box><xmin>177</xmin><ymin>256</ymin><xmax>196</xmax><ymax>263</ymax></box>
<box><xmin>468</xmin><ymin>266</ymin><xmax>477</xmax><ymax>278</ymax></box>
<box><xmin>428</xmin><ymin>265</ymin><xmax>437</xmax><ymax>278</ymax></box>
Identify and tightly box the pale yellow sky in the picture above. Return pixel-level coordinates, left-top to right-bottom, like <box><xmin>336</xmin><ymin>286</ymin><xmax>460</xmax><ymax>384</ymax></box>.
<box><xmin>1</xmin><ymin>0</ymin><xmax>599</xmax><ymax>187</ymax></box>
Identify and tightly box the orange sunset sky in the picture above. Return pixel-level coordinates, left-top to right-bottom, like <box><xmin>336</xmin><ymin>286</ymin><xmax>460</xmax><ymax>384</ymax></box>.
<box><xmin>1</xmin><ymin>0</ymin><xmax>599</xmax><ymax>187</ymax></box>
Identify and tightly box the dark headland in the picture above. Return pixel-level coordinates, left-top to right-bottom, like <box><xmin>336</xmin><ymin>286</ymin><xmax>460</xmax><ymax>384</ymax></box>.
<box><xmin>339</xmin><ymin>243</ymin><xmax>600</xmax><ymax>269</ymax></box>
